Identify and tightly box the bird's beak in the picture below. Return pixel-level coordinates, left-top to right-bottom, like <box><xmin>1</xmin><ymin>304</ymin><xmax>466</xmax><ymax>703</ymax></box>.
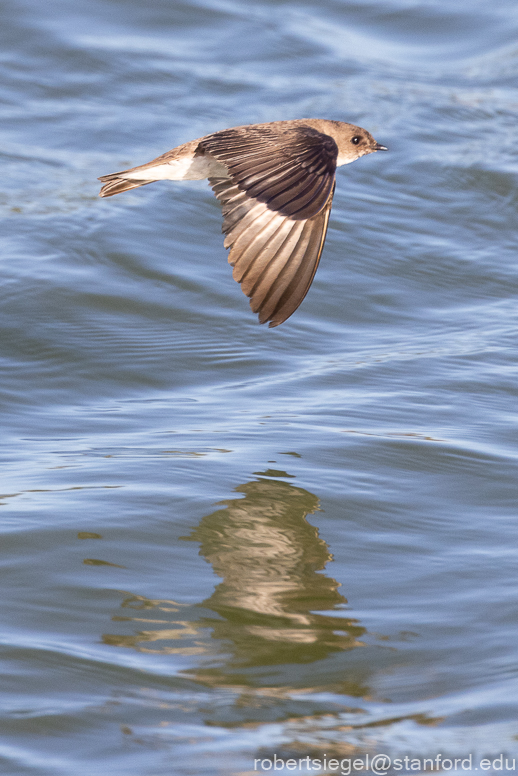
<box><xmin>374</xmin><ymin>142</ymin><xmax>388</xmax><ymax>151</ymax></box>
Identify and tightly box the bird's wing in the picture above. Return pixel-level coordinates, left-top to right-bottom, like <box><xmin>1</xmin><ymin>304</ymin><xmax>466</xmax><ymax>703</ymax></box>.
<box><xmin>201</xmin><ymin>124</ymin><xmax>338</xmax><ymax>326</ymax></box>
<box><xmin>200</xmin><ymin>124</ymin><xmax>337</xmax><ymax>220</ymax></box>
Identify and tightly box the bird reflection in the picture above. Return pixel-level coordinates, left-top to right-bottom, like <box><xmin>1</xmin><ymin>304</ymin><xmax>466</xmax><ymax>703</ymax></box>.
<box><xmin>103</xmin><ymin>473</ymin><xmax>366</xmax><ymax>674</ymax></box>
<box><xmin>99</xmin><ymin>474</ymin><xmax>437</xmax><ymax>760</ymax></box>
<box><xmin>187</xmin><ymin>475</ymin><xmax>365</xmax><ymax>666</ymax></box>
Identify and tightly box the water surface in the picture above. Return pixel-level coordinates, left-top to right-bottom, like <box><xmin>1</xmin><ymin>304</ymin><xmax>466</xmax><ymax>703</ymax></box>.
<box><xmin>1</xmin><ymin>0</ymin><xmax>518</xmax><ymax>773</ymax></box>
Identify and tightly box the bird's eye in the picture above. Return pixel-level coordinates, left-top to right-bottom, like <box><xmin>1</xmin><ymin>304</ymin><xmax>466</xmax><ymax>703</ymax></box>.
<box><xmin>351</xmin><ymin>136</ymin><xmax>361</xmax><ymax>145</ymax></box>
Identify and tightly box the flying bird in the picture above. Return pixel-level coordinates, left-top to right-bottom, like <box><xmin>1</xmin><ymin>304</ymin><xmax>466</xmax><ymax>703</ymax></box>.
<box><xmin>99</xmin><ymin>119</ymin><xmax>387</xmax><ymax>327</ymax></box>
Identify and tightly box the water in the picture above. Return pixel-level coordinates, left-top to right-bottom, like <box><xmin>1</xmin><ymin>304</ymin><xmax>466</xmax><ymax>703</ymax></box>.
<box><xmin>2</xmin><ymin>0</ymin><xmax>518</xmax><ymax>773</ymax></box>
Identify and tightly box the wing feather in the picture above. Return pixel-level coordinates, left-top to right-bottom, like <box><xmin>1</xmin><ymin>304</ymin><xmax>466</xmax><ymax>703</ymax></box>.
<box><xmin>204</xmin><ymin>123</ymin><xmax>339</xmax><ymax>324</ymax></box>
<box><xmin>267</xmin><ymin>192</ymin><xmax>334</xmax><ymax>327</ymax></box>
<box><xmin>209</xmin><ymin>175</ymin><xmax>335</xmax><ymax>327</ymax></box>
<box><xmin>200</xmin><ymin>124</ymin><xmax>337</xmax><ymax>220</ymax></box>
<box><xmin>252</xmin><ymin>221</ymin><xmax>318</xmax><ymax>322</ymax></box>
<box><xmin>240</xmin><ymin>221</ymin><xmax>305</xmax><ymax>299</ymax></box>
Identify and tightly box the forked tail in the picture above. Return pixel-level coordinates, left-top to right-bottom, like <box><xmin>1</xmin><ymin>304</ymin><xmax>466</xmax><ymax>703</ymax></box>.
<box><xmin>98</xmin><ymin>174</ymin><xmax>154</xmax><ymax>198</ymax></box>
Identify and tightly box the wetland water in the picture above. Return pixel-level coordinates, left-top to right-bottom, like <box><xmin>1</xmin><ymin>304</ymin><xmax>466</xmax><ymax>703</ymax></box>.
<box><xmin>1</xmin><ymin>0</ymin><xmax>518</xmax><ymax>773</ymax></box>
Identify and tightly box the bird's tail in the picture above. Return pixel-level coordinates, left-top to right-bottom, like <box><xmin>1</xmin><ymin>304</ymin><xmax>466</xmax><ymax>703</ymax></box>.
<box><xmin>98</xmin><ymin>174</ymin><xmax>154</xmax><ymax>198</ymax></box>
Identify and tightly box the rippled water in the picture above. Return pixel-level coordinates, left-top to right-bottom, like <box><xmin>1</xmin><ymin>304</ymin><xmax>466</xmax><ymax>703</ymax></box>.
<box><xmin>2</xmin><ymin>0</ymin><xmax>518</xmax><ymax>773</ymax></box>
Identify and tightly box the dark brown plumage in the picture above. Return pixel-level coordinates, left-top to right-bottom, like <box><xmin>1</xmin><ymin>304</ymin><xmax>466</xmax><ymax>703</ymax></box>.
<box><xmin>99</xmin><ymin>119</ymin><xmax>387</xmax><ymax>326</ymax></box>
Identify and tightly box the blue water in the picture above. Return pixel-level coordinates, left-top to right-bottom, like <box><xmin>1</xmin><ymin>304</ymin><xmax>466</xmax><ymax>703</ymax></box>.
<box><xmin>2</xmin><ymin>0</ymin><xmax>518</xmax><ymax>774</ymax></box>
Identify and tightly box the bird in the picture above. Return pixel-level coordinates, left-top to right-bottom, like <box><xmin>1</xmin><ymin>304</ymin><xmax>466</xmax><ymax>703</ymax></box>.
<box><xmin>98</xmin><ymin>119</ymin><xmax>387</xmax><ymax>327</ymax></box>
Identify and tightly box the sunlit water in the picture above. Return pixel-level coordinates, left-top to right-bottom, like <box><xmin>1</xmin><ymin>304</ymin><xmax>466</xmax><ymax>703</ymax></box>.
<box><xmin>2</xmin><ymin>0</ymin><xmax>518</xmax><ymax>774</ymax></box>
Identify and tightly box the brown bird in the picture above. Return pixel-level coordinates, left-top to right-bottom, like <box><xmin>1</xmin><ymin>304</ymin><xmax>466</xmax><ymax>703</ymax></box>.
<box><xmin>99</xmin><ymin>119</ymin><xmax>387</xmax><ymax>327</ymax></box>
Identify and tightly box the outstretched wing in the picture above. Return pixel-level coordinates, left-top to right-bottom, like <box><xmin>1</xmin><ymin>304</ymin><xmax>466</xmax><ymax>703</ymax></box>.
<box><xmin>201</xmin><ymin>124</ymin><xmax>338</xmax><ymax>326</ymax></box>
<box><xmin>200</xmin><ymin>124</ymin><xmax>337</xmax><ymax>221</ymax></box>
<box><xmin>209</xmin><ymin>176</ymin><xmax>335</xmax><ymax>327</ymax></box>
